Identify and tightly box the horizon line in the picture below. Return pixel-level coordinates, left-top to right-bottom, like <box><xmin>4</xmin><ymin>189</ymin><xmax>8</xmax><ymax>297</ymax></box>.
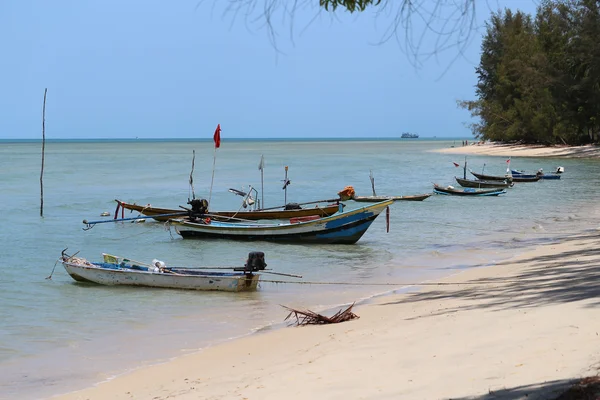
<box><xmin>0</xmin><ymin>136</ymin><xmax>470</xmax><ymax>142</ymax></box>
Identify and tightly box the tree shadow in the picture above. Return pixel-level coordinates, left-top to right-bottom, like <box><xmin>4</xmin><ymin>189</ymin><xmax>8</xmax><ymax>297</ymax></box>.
<box><xmin>380</xmin><ymin>234</ymin><xmax>600</xmax><ymax>316</ymax></box>
<box><xmin>448</xmin><ymin>375</ymin><xmax>600</xmax><ymax>399</ymax></box>
<box><xmin>448</xmin><ymin>378</ymin><xmax>574</xmax><ymax>399</ymax></box>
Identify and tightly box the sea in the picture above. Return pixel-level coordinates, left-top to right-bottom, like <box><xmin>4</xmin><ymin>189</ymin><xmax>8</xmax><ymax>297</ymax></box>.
<box><xmin>1</xmin><ymin>138</ymin><xmax>599</xmax><ymax>399</ymax></box>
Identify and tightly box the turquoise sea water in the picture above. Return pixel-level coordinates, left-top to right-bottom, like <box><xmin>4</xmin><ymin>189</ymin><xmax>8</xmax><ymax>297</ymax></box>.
<box><xmin>1</xmin><ymin>139</ymin><xmax>599</xmax><ymax>399</ymax></box>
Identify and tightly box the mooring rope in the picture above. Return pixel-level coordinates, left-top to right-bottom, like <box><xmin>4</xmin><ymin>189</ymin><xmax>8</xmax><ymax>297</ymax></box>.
<box><xmin>259</xmin><ymin>279</ymin><xmax>525</xmax><ymax>286</ymax></box>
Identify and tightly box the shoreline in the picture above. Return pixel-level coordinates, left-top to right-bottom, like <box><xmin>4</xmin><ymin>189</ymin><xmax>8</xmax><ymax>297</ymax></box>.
<box><xmin>432</xmin><ymin>142</ymin><xmax>600</xmax><ymax>158</ymax></box>
<box><xmin>51</xmin><ymin>227</ymin><xmax>600</xmax><ymax>400</ymax></box>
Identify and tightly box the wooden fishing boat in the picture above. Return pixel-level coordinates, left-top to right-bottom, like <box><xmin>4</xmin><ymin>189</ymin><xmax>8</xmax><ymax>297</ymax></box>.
<box><xmin>169</xmin><ymin>200</ymin><xmax>393</xmax><ymax>244</ymax></box>
<box><xmin>433</xmin><ymin>184</ymin><xmax>506</xmax><ymax>196</ymax></box>
<box><xmin>60</xmin><ymin>250</ymin><xmax>267</xmax><ymax>292</ymax></box>
<box><xmin>114</xmin><ymin>199</ymin><xmax>341</xmax><ymax>222</ymax></box>
<box><xmin>351</xmin><ymin>193</ymin><xmax>432</xmax><ymax>202</ymax></box>
<box><xmin>470</xmin><ymin>170</ymin><xmax>539</xmax><ymax>183</ymax></box>
<box><xmin>511</xmin><ymin>169</ymin><xmax>561</xmax><ymax>180</ymax></box>
<box><xmin>455</xmin><ymin>177</ymin><xmax>513</xmax><ymax>189</ymax></box>
<box><xmin>469</xmin><ymin>170</ymin><xmax>514</xmax><ymax>182</ymax></box>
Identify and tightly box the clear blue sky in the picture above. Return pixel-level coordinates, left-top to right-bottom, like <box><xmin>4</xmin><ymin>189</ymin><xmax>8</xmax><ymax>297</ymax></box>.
<box><xmin>1</xmin><ymin>0</ymin><xmax>537</xmax><ymax>139</ymax></box>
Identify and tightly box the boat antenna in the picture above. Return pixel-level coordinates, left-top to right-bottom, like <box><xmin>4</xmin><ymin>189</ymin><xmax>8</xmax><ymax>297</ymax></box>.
<box><xmin>369</xmin><ymin>170</ymin><xmax>376</xmax><ymax>196</ymax></box>
<box><xmin>208</xmin><ymin>124</ymin><xmax>221</xmax><ymax>209</ymax></box>
<box><xmin>282</xmin><ymin>166</ymin><xmax>290</xmax><ymax>205</ymax></box>
<box><xmin>258</xmin><ymin>155</ymin><xmax>265</xmax><ymax>208</ymax></box>
<box><xmin>188</xmin><ymin>150</ymin><xmax>196</xmax><ymax>202</ymax></box>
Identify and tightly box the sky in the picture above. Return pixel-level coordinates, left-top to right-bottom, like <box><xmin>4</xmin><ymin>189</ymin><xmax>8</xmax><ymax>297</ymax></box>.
<box><xmin>0</xmin><ymin>0</ymin><xmax>539</xmax><ymax>139</ymax></box>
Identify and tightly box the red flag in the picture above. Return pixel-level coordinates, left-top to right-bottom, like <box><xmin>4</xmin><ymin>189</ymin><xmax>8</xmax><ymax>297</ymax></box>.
<box><xmin>452</xmin><ymin>162</ymin><xmax>460</xmax><ymax>167</ymax></box>
<box><xmin>213</xmin><ymin>124</ymin><xmax>221</xmax><ymax>148</ymax></box>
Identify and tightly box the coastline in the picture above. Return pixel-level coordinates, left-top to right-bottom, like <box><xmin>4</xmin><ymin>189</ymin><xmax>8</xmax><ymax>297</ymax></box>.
<box><xmin>52</xmin><ymin>228</ymin><xmax>600</xmax><ymax>400</ymax></box>
<box><xmin>432</xmin><ymin>142</ymin><xmax>600</xmax><ymax>158</ymax></box>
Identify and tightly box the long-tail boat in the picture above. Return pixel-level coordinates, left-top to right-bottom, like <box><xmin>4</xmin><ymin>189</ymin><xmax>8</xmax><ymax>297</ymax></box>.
<box><xmin>351</xmin><ymin>193</ymin><xmax>432</xmax><ymax>202</ymax></box>
<box><xmin>114</xmin><ymin>199</ymin><xmax>342</xmax><ymax>222</ymax></box>
<box><xmin>60</xmin><ymin>250</ymin><xmax>268</xmax><ymax>292</ymax></box>
<box><xmin>455</xmin><ymin>177</ymin><xmax>513</xmax><ymax>189</ymax></box>
<box><xmin>168</xmin><ymin>200</ymin><xmax>393</xmax><ymax>244</ymax></box>
<box><xmin>433</xmin><ymin>184</ymin><xmax>506</xmax><ymax>196</ymax></box>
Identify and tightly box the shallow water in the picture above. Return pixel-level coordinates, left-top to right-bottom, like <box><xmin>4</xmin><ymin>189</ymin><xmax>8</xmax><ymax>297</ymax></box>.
<box><xmin>0</xmin><ymin>138</ymin><xmax>598</xmax><ymax>399</ymax></box>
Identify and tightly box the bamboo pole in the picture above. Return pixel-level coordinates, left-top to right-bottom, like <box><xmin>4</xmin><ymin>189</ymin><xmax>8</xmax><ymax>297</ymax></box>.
<box><xmin>40</xmin><ymin>88</ymin><xmax>47</xmax><ymax>217</ymax></box>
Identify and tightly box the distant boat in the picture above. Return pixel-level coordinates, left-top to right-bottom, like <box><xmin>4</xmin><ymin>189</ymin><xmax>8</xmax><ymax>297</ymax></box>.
<box><xmin>401</xmin><ymin>132</ymin><xmax>419</xmax><ymax>138</ymax></box>
<box><xmin>433</xmin><ymin>184</ymin><xmax>506</xmax><ymax>197</ymax></box>
<box><xmin>352</xmin><ymin>193</ymin><xmax>432</xmax><ymax>202</ymax></box>
<box><xmin>511</xmin><ymin>169</ymin><xmax>561</xmax><ymax>180</ymax></box>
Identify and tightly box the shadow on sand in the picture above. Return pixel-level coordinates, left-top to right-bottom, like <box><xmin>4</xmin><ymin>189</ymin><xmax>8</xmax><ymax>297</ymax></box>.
<box><xmin>380</xmin><ymin>232</ymin><xmax>600</xmax><ymax>315</ymax></box>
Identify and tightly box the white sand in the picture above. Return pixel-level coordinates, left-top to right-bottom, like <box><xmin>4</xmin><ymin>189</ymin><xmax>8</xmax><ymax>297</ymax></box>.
<box><xmin>434</xmin><ymin>142</ymin><xmax>600</xmax><ymax>158</ymax></box>
<box><xmin>53</xmin><ymin>230</ymin><xmax>600</xmax><ymax>400</ymax></box>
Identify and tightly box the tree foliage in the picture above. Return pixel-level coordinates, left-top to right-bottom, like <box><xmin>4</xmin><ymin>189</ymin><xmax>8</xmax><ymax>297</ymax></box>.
<box><xmin>320</xmin><ymin>0</ymin><xmax>381</xmax><ymax>13</ymax></box>
<box><xmin>460</xmin><ymin>0</ymin><xmax>600</xmax><ymax>145</ymax></box>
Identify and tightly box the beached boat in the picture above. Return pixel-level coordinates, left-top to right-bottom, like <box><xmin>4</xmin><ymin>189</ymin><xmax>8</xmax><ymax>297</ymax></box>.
<box><xmin>60</xmin><ymin>250</ymin><xmax>267</xmax><ymax>292</ymax></box>
<box><xmin>169</xmin><ymin>200</ymin><xmax>393</xmax><ymax>244</ymax></box>
<box><xmin>433</xmin><ymin>184</ymin><xmax>506</xmax><ymax>196</ymax></box>
<box><xmin>455</xmin><ymin>177</ymin><xmax>512</xmax><ymax>189</ymax></box>
<box><xmin>114</xmin><ymin>199</ymin><xmax>342</xmax><ymax>222</ymax></box>
<box><xmin>511</xmin><ymin>169</ymin><xmax>561</xmax><ymax>180</ymax></box>
<box><xmin>351</xmin><ymin>193</ymin><xmax>432</xmax><ymax>202</ymax></box>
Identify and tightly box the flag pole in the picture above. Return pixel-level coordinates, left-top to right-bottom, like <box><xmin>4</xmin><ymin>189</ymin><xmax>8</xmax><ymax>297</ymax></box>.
<box><xmin>259</xmin><ymin>155</ymin><xmax>265</xmax><ymax>209</ymax></box>
<box><xmin>208</xmin><ymin>146</ymin><xmax>217</xmax><ymax>208</ymax></box>
<box><xmin>284</xmin><ymin>166</ymin><xmax>288</xmax><ymax>205</ymax></box>
<box><xmin>207</xmin><ymin>124</ymin><xmax>221</xmax><ymax>210</ymax></box>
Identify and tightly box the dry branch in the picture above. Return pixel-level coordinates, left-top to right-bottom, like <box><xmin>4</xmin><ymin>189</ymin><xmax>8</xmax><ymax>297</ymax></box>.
<box><xmin>282</xmin><ymin>302</ymin><xmax>359</xmax><ymax>326</ymax></box>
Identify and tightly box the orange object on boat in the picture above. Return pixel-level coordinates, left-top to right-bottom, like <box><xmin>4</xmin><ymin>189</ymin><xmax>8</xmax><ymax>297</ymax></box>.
<box><xmin>337</xmin><ymin>186</ymin><xmax>355</xmax><ymax>201</ymax></box>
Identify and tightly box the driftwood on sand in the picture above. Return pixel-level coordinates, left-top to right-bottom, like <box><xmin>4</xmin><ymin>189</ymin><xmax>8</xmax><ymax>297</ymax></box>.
<box><xmin>282</xmin><ymin>303</ymin><xmax>359</xmax><ymax>326</ymax></box>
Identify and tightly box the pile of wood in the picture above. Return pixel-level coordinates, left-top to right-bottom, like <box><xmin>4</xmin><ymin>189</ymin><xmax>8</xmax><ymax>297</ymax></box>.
<box><xmin>282</xmin><ymin>303</ymin><xmax>359</xmax><ymax>326</ymax></box>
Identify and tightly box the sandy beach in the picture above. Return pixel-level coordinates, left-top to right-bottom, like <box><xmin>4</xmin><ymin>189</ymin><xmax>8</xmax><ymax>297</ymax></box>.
<box><xmin>52</xmin><ymin>228</ymin><xmax>600</xmax><ymax>400</ymax></box>
<box><xmin>433</xmin><ymin>142</ymin><xmax>600</xmax><ymax>158</ymax></box>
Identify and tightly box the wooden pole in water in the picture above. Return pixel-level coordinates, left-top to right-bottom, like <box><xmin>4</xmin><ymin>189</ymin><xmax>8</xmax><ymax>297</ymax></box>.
<box><xmin>258</xmin><ymin>155</ymin><xmax>264</xmax><ymax>208</ymax></box>
<box><xmin>40</xmin><ymin>88</ymin><xmax>47</xmax><ymax>217</ymax></box>
<box><xmin>369</xmin><ymin>170</ymin><xmax>376</xmax><ymax>196</ymax></box>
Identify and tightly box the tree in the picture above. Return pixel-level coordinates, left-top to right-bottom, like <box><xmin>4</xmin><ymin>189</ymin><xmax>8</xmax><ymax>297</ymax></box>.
<box><xmin>201</xmin><ymin>0</ymin><xmax>478</xmax><ymax>68</ymax></box>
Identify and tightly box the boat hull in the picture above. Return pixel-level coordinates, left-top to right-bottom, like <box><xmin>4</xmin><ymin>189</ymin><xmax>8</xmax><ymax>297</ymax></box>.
<box><xmin>62</xmin><ymin>262</ymin><xmax>259</xmax><ymax>292</ymax></box>
<box><xmin>115</xmin><ymin>200</ymin><xmax>341</xmax><ymax>221</ymax></box>
<box><xmin>511</xmin><ymin>170</ymin><xmax>561</xmax><ymax>180</ymax></box>
<box><xmin>455</xmin><ymin>177</ymin><xmax>512</xmax><ymax>189</ymax></box>
<box><xmin>171</xmin><ymin>200</ymin><xmax>392</xmax><ymax>244</ymax></box>
<box><xmin>352</xmin><ymin>193</ymin><xmax>432</xmax><ymax>202</ymax></box>
<box><xmin>433</xmin><ymin>185</ymin><xmax>506</xmax><ymax>196</ymax></box>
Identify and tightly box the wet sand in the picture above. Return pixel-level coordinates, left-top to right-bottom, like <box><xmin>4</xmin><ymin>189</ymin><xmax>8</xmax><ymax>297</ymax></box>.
<box><xmin>52</xmin><ymin>229</ymin><xmax>600</xmax><ymax>400</ymax></box>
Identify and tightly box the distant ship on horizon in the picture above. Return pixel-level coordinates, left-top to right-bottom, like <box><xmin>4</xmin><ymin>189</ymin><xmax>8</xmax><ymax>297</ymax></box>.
<box><xmin>401</xmin><ymin>132</ymin><xmax>419</xmax><ymax>138</ymax></box>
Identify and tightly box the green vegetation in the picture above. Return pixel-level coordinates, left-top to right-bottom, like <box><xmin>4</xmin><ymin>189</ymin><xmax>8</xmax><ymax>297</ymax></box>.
<box><xmin>460</xmin><ymin>0</ymin><xmax>600</xmax><ymax>145</ymax></box>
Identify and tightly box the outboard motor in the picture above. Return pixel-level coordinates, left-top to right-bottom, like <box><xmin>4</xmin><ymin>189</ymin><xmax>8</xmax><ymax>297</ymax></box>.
<box><xmin>284</xmin><ymin>203</ymin><xmax>302</xmax><ymax>210</ymax></box>
<box><xmin>188</xmin><ymin>198</ymin><xmax>208</xmax><ymax>217</ymax></box>
<box><xmin>244</xmin><ymin>251</ymin><xmax>267</xmax><ymax>273</ymax></box>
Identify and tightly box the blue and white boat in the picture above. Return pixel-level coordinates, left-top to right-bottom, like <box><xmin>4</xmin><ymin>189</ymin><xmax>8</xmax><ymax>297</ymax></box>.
<box><xmin>169</xmin><ymin>200</ymin><xmax>393</xmax><ymax>244</ymax></box>
<box><xmin>511</xmin><ymin>169</ymin><xmax>561</xmax><ymax>180</ymax></box>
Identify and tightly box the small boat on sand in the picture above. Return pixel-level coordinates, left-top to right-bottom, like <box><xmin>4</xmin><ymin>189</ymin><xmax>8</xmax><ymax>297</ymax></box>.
<box><xmin>60</xmin><ymin>250</ymin><xmax>267</xmax><ymax>292</ymax></box>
